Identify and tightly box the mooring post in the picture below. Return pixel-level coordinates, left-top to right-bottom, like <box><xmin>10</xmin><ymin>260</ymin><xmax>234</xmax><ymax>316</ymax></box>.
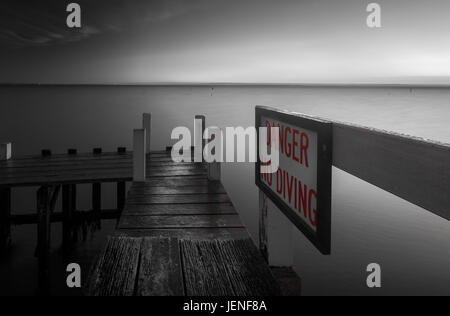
<box><xmin>259</xmin><ymin>190</ymin><xmax>294</xmax><ymax>267</ymax></box>
<box><xmin>194</xmin><ymin>115</ymin><xmax>206</xmax><ymax>163</ymax></box>
<box><xmin>92</xmin><ymin>148</ymin><xmax>102</xmax><ymax>226</ymax></box>
<box><xmin>0</xmin><ymin>186</ymin><xmax>11</xmax><ymax>254</ymax></box>
<box><xmin>143</xmin><ymin>113</ymin><xmax>152</xmax><ymax>154</ymax></box>
<box><xmin>116</xmin><ymin>147</ymin><xmax>127</xmax><ymax>212</ymax></box>
<box><xmin>0</xmin><ymin>143</ymin><xmax>12</xmax><ymax>161</ymax></box>
<box><xmin>133</xmin><ymin>129</ymin><xmax>146</xmax><ymax>182</ymax></box>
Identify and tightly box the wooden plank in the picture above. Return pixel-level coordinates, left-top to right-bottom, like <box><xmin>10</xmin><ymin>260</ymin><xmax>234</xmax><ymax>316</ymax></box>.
<box><xmin>333</xmin><ymin>123</ymin><xmax>450</xmax><ymax>220</ymax></box>
<box><xmin>136</xmin><ymin>237</ymin><xmax>184</xmax><ymax>296</ymax></box>
<box><xmin>123</xmin><ymin>203</ymin><xmax>237</xmax><ymax>216</ymax></box>
<box><xmin>126</xmin><ymin>194</ymin><xmax>231</xmax><ymax>205</ymax></box>
<box><xmin>131</xmin><ymin>178</ymin><xmax>210</xmax><ymax>188</ymax></box>
<box><xmin>88</xmin><ymin>236</ymin><xmax>142</xmax><ymax>296</ymax></box>
<box><xmin>0</xmin><ymin>162</ymin><xmax>203</xmax><ymax>176</ymax></box>
<box><xmin>118</xmin><ymin>214</ymin><xmax>244</xmax><ymax>229</ymax></box>
<box><xmin>128</xmin><ymin>183</ymin><xmax>226</xmax><ymax>196</ymax></box>
<box><xmin>181</xmin><ymin>239</ymin><xmax>236</xmax><ymax>296</ymax></box>
<box><xmin>180</xmin><ymin>239</ymin><xmax>282</xmax><ymax>296</ymax></box>
<box><xmin>215</xmin><ymin>239</ymin><xmax>282</xmax><ymax>296</ymax></box>
<box><xmin>116</xmin><ymin>228</ymin><xmax>249</xmax><ymax>240</ymax></box>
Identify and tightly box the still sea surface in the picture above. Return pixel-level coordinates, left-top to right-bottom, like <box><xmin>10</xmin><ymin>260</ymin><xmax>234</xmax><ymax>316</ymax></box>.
<box><xmin>0</xmin><ymin>85</ymin><xmax>449</xmax><ymax>295</ymax></box>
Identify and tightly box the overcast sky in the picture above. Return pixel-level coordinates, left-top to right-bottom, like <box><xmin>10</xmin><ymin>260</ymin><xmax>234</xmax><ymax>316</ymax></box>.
<box><xmin>1</xmin><ymin>0</ymin><xmax>450</xmax><ymax>84</ymax></box>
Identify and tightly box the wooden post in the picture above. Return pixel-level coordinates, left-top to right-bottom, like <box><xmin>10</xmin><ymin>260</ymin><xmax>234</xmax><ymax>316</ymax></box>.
<box><xmin>92</xmin><ymin>148</ymin><xmax>102</xmax><ymax>226</ymax></box>
<box><xmin>37</xmin><ymin>185</ymin><xmax>60</xmax><ymax>294</ymax></box>
<box><xmin>62</xmin><ymin>184</ymin><xmax>72</xmax><ymax>254</ymax></box>
<box><xmin>0</xmin><ymin>143</ymin><xmax>12</xmax><ymax>160</ymax></box>
<box><xmin>41</xmin><ymin>149</ymin><xmax>52</xmax><ymax>157</ymax></box>
<box><xmin>133</xmin><ymin>129</ymin><xmax>146</xmax><ymax>182</ymax></box>
<box><xmin>63</xmin><ymin>149</ymin><xmax>77</xmax><ymax>252</ymax></box>
<box><xmin>194</xmin><ymin>115</ymin><xmax>205</xmax><ymax>163</ymax></box>
<box><xmin>259</xmin><ymin>190</ymin><xmax>294</xmax><ymax>267</ymax></box>
<box><xmin>0</xmin><ymin>186</ymin><xmax>11</xmax><ymax>254</ymax></box>
<box><xmin>117</xmin><ymin>147</ymin><xmax>126</xmax><ymax>212</ymax></box>
<box><xmin>37</xmin><ymin>186</ymin><xmax>50</xmax><ymax>294</ymax></box>
<box><xmin>208</xmin><ymin>163</ymin><xmax>221</xmax><ymax>181</ymax></box>
<box><xmin>143</xmin><ymin>113</ymin><xmax>152</xmax><ymax>154</ymax></box>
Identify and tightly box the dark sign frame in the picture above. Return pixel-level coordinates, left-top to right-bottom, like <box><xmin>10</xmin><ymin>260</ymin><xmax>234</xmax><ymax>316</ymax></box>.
<box><xmin>255</xmin><ymin>106</ymin><xmax>333</xmax><ymax>255</ymax></box>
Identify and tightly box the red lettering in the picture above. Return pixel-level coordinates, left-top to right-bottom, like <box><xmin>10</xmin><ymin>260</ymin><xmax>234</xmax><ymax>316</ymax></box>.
<box><xmin>308</xmin><ymin>189</ymin><xmax>317</xmax><ymax>227</ymax></box>
<box><xmin>298</xmin><ymin>181</ymin><xmax>308</xmax><ymax>218</ymax></box>
<box><xmin>292</xmin><ymin>129</ymin><xmax>300</xmax><ymax>162</ymax></box>
<box><xmin>300</xmin><ymin>133</ymin><xmax>309</xmax><ymax>167</ymax></box>
<box><xmin>286</xmin><ymin>173</ymin><xmax>294</xmax><ymax>204</ymax></box>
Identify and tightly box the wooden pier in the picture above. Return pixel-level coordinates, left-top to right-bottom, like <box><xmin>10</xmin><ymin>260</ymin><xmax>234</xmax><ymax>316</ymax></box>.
<box><xmin>0</xmin><ymin>114</ymin><xmax>287</xmax><ymax>296</ymax></box>
<box><xmin>87</xmin><ymin>149</ymin><xmax>282</xmax><ymax>296</ymax></box>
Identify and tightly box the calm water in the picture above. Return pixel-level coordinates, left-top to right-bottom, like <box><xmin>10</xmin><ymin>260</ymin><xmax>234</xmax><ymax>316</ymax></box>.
<box><xmin>0</xmin><ymin>85</ymin><xmax>449</xmax><ymax>295</ymax></box>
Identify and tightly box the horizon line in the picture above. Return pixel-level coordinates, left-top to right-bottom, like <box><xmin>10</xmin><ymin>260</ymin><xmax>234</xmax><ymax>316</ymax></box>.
<box><xmin>2</xmin><ymin>82</ymin><xmax>450</xmax><ymax>88</ymax></box>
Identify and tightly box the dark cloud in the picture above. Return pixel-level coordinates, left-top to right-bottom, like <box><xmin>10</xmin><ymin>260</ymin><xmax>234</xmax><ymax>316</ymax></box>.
<box><xmin>0</xmin><ymin>0</ymin><xmax>211</xmax><ymax>48</ymax></box>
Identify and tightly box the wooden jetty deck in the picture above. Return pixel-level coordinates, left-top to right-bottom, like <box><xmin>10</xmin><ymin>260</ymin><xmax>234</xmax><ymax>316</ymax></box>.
<box><xmin>87</xmin><ymin>150</ymin><xmax>282</xmax><ymax>296</ymax></box>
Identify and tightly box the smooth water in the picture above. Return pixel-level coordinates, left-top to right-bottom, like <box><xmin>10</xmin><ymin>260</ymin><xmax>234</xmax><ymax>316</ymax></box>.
<box><xmin>0</xmin><ymin>85</ymin><xmax>449</xmax><ymax>295</ymax></box>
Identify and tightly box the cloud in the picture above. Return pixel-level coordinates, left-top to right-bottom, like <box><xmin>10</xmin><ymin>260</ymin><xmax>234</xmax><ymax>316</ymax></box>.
<box><xmin>0</xmin><ymin>0</ymin><xmax>214</xmax><ymax>49</ymax></box>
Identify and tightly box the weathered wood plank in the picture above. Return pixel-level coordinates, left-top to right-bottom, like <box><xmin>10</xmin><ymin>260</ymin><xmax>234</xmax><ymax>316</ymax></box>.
<box><xmin>180</xmin><ymin>239</ymin><xmax>282</xmax><ymax>296</ymax></box>
<box><xmin>131</xmin><ymin>178</ymin><xmax>210</xmax><ymax>188</ymax></box>
<box><xmin>88</xmin><ymin>237</ymin><xmax>142</xmax><ymax>296</ymax></box>
<box><xmin>137</xmin><ymin>237</ymin><xmax>184</xmax><ymax>296</ymax></box>
<box><xmin>181</xmin><ymin>239</ymin><xmax>235</xmax><ymax>296</ymax></box>
<box><xmin>216</xmin><ymin>239</ymin><xmax>282</xmax><ymax>296</ymax></box>
<box><xmin>116</xmin><ymin>228</ymin><xmax>249</xmax><ymax>240</ymax></box>
<box><xmin>118</xmin><ymin>215</ymin><xmax>244</xmax><ymax>229</ymax></box>
<box><xmin>127</xmin><ymin>194</ymin><xmax>231</xmax><ymax>205</ymax></box>
<box><xmin>123</xmin><ymin>203</ymin><xmax>237</xmax><ymax>216</ymax></box>
<box><xmin>128</xmin><ymin>183</ymin><xmax>226</xmax><ymax>196</ymax></box>
<box><xmin>333</xmin><ymin>123</ymin><xmax>450</xmax><ymax>220</ymax></box>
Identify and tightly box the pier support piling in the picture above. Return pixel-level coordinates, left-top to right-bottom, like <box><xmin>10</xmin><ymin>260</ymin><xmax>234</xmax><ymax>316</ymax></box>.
<box><xmin>0</xmin><ymin>186</ymin><xmax>11</xmax><ymax>255</ymax></box>
<box><xmin>117</xmin><ymin>147</ymin><xmax>127</xmax><ymax>213</ymax></box>
<box><xmin>92</xmin><ymin>148</ymin><xmax>102</xmax><ymax>228</ymax></box>
<box><xmin>37</xmin><ymin>185</ymin><xmax>60</xmax><ymax>294</ymax></box>
<box><xmin>259</xmin><ymin>190</ymin><xmax>294</xmax><ymax>267</ymax></box>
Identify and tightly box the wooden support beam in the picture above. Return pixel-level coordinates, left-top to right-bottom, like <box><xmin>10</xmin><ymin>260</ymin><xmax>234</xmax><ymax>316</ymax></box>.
<box><xmin>62</xmin><ymin>184</ymin><xmax>72</xmax><ymax>254</ymax></box>
<box><xmin>259</xmin><ymin>190</ymin><xmax>293</xmax><ymax>267</ymax></box>
<box><xmin>36</xmin><ymin>185</ymin><xmax>60</xmax><ymax>295</ymax></box>
<box><xmin>10</xmin><ymin>209</ymin><xmax>120</xmax><ymax>225</ymax></box>
<box><xmin>62</xmin><ymin>149</ymin><xmax>76</xmax><ymax>254</ymax></box>
<box><xmin>133</xmin><ymin>129</ymin><xmax>146</xmax><ymax>182</ymax></box>
<box><xmin>332</xmin><ymin>122</ymin><xmax>450</xmax><ymax>220</ymax></box>
<box><xmin>0</xmin><ymin>186</ymin><xmax>11</xmax><ymax>254</ymax></box>
<box><xmin>92</xmin><ymin>148</ymin><xmax>102</xmax><ymax>226</ymax></box>
<box><xmin>143</xmin><ymin>113</ymin><xmax>152</xmax><ymax>154</ymax></box>
<box><xmin>117</xmin><ymin>147</ymin><xmax>127</xmax><ymax>212</ymax></box>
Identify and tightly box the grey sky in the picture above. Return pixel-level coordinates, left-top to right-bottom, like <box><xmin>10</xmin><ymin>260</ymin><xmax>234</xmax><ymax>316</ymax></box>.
<box><xmin>1</xmin><ymin>0</ymin><xmax>450</xmax><ymax>84</ymax></box>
